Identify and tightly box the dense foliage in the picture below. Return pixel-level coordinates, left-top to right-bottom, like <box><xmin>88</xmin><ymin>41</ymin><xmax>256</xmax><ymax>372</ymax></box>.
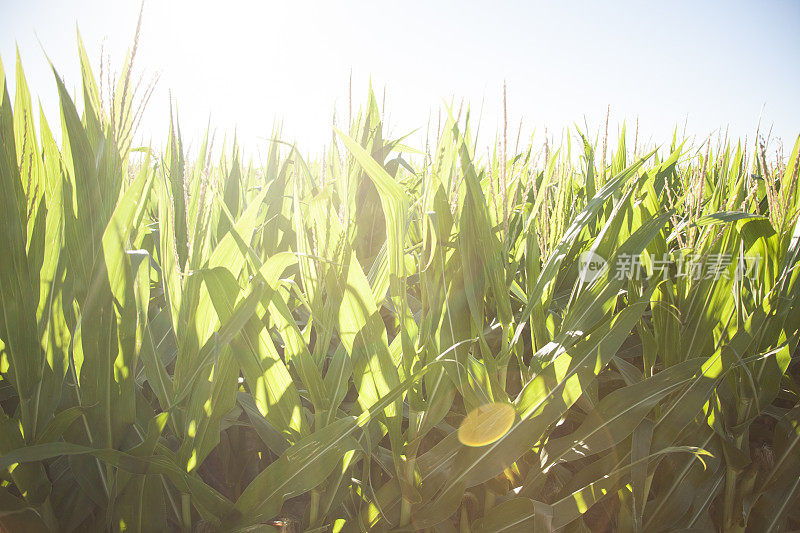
<box><xmin>1</xmin><ymin>40</ymin><xmax>799</xmax><ymax>532</ymax></box>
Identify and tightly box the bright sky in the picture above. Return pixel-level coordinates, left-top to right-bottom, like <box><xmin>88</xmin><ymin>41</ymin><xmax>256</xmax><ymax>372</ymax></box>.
<box><xmin>2</xmin><ymin>0</ymin><xmax>799</xmax><ymax>159</ymax></box>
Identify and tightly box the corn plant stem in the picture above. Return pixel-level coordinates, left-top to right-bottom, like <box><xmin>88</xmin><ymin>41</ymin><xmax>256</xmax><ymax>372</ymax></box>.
<box><xmin>28</xmin><ymin>381</ymin><xmax>41</xmax><ymax>442</ymax></box>
<box><xmin>181</xmin><ymin>493</ymin><xmax>191</xmax><ymax>532</ymax></box>
<box><xmin>723</xmin><ymin>463</ymin><xmax>742</xmax><ymax>532</ymax></box>
<box><xmin>309</xmin><ymin>488</ymin><xmax>321</xmax><ymax>525</ymax></box>
<box><xmin>460</xmin><ymin>505</ymin><xmax>471</xmax><ymax>533</ymax></box>
<box><xmin>67</xmin><ymin>339</ymin><xmax>111</xmax><ymax>498</ymax></box>
<box><xmin>724</xmin><ymin>386</ymin><xmax>754</xmax><ymax>532</ymax></box>
<box><xmin>484</xmin><ymin>488</ymin><xmax>495</xmax><ymax>512</ymax></box>
<box><xmin>399</xmin><ymin>410</ymin><xmax>419</xmax><ymax>527</ymax></box>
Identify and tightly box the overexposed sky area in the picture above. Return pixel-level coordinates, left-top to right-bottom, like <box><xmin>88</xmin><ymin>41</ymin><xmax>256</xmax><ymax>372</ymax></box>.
<box><xmin>2</xmin><ymin>0</ymin><xmax>799</xmax><ymax>158</ymax></box>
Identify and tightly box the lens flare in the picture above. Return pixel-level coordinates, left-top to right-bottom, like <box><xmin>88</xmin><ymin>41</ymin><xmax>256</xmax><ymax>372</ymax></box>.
<box><xmin>458</xmin><ymin>402</ymin><xmax>516</xmax><ymax>447</ymax></box>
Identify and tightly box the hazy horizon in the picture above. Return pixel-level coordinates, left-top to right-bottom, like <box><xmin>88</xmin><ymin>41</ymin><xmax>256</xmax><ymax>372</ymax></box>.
<box><xmin>3</xmin><ymin>0</ymin><xmax>799</xmax><ymax>159</ymax></box>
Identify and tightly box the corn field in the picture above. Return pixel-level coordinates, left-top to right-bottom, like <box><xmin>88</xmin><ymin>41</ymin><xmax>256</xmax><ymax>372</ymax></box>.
<box><xmin>1</xmin><ymin>38</ymin><xmax>799</xmax><ymax>533</ymax></box>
